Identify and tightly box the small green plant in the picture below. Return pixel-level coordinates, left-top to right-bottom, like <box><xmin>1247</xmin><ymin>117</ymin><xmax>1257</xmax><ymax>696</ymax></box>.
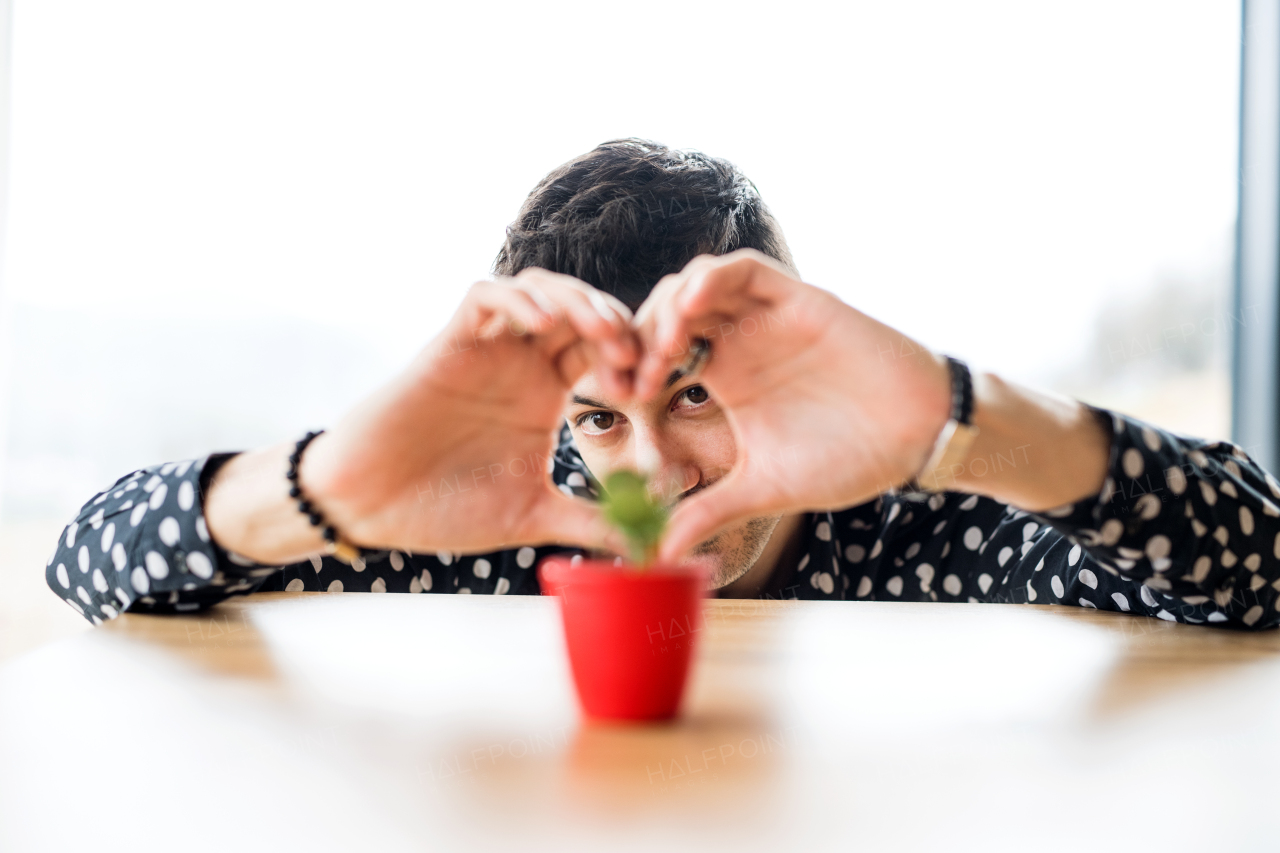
<box><xmin>600</xmin><ymin>470</ymin><xmax>668</xmax><ymax>567</ymax></box>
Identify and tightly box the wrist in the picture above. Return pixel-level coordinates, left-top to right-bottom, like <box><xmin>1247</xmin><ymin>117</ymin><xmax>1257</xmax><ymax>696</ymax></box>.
<box><xmin>204</xmin><ymin>441</ymin><xmax>330</xmax><ymax>564</ymax></box>
<box><xmin>951</xmin><ymin>373</ymin><xmax>1110</xmax><ymax>511</ymax></box>
<box><xmin>909</xmin><ymin>355</ymin><xmax>978</xmax><ymax>491</ymax></box>
<box><xmin>888</xmin><ymin>349</ymin><xmax>953</xmax><ymax>488</ymax></box>
<box><xmin>288</xmin><ymin>431</ymin><xmax>364</xmax><ymax>563</ymax></box>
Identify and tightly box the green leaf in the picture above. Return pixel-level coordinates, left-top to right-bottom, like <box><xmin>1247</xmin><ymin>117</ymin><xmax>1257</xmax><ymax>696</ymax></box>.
<box><xmin>600</xmin><ymin>470</ymin><xmax>667</xmax><ymax>567</ymax></box>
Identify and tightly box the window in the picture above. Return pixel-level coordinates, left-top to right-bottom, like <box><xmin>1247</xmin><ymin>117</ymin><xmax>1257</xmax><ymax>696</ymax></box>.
<box><xmin>2</xmin><ymin>2</ymin><xmax>1242</xmax><ymax>524</ymax></box>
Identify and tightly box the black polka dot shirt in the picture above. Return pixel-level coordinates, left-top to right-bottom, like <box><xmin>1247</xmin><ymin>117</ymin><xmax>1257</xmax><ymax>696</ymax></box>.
<box><xmin>46</xmin><ymin>410</ymin><xmax>1280</xmax><ymax>630</ymax></box>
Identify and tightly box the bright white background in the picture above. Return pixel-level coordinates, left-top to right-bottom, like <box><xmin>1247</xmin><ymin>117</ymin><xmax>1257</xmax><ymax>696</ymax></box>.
<box><xmin>1</xmin><ymin>0</ymin><xmax>1240</xmax><ymax>522</ymax></box>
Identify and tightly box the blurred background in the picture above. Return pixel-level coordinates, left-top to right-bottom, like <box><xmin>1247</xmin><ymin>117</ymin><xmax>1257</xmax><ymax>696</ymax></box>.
<box><xmin>0</xmin><ymin>0</ymin><xmax>1242</xmax><ymax>657</ymax></box>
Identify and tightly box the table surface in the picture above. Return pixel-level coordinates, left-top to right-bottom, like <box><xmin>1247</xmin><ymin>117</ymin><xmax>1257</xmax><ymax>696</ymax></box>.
<box><xmin>5</xmin><ymin>592</ymin><xmax>1280</xmax><ymax>853</ymax></box>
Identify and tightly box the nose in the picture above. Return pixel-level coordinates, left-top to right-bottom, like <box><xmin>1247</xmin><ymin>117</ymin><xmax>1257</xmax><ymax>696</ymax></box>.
<box><xmin>629</xmin><ymin>423</ymin><xmax>701</xmax><ymax>507</ymax></box>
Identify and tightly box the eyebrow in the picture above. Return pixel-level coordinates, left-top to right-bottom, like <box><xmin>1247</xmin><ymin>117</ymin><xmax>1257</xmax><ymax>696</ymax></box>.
<box><xmin>571</xmin><ymin>372</ymin><xmax>688</xmax><ymax>410</ymax></box>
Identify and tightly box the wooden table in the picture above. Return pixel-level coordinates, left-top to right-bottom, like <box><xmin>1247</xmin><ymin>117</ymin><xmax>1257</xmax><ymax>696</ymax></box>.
<box><xmin>5</xmin><ymin>592</ymin><xmax>1280</xmax><ymax>852</ymax></box>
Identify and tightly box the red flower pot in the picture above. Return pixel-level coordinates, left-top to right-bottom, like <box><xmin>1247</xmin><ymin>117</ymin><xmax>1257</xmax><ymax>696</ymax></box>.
<box><xmin>539</xmin><ymin>557</ymin><xmax>706</xmax><ymax>722</ymax></box>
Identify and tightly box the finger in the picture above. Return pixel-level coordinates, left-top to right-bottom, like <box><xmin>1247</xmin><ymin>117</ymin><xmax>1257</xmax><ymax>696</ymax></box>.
<box><xmin>463</xmin><ymin>281</ymin><xmax>557</xmax><ymax>339</ymax></box>
<box><xmin>461</xmin><ymin>283</ymin><xmax>624</xmax><ymax>396</ymax></box>
<box><xmin>635</xmin><ymin>253</ymin><xmax>793</xmax><ymax>398</ymax></box>
<box><xmin>634</xmin><ymin>253</ymin><xmax>757</xmax><ymax>394</ymax></box>
<box><xmin>513</xmin><ymin>270</ymin><xmax>639</xmax><ymax>370</ymax></box>
<box><xmin>661</xmin><ymin>251</ymin><xmax>794</xmax><ymax>349</ymax></box>
<box><xmin>678</xmin><ymin>249</ymin><xmax>795</xmax><ymax>315</ymax></box>
<box><xmin>516</xmin><ymin>268</ymin><xmax>634</xmax><ymax>337</ymax></box>
<box><xmin>585</xmin><ymin>285</ymin><xmax>635</xmax><ymax>327</ymax></box>
<box><xmin>633</xmin><ymin>268</ymin><xmax>707</xmax><ymax>398</ymax></box>
<box><xmin>632</xmin><ymin>268</ymin><xmax>689</xmax><ymax>331</ymax></box>
<box><xmin>523</xmin><ymin>489</ymin><xmax>629</xmax><ymax>556</ymax></box>
<box><xmin>631</xmin><ymin>275</ymin><xmax>681</xmax><ymax>395</ymax></box>
<box><xmin>497</xmin><ymin>279</ymin><xmax>633</xmax><ymax>396</ymax></box>
<box><xmin>675</xmin><ymin>260</ymin><xmax>776</xmax><ymax>325</ymax></box>
<box><xmin>484</xmin><ymin>305</ymin><xmax>629</xmax><ymax>399</ymax></box>
<box><xmin>533</xmin><ymin>313</ymin><xmax>633</xmax><ymax>399</ymax></box>
<box><xmin>656</xmin><ymin>470</ymin><xmax>777</xmax><ymax>563</ymax></box>
<box><xmin>555</xmin><ymin>337</ymin><xmax>632</xmax><ymax>400</ymax></box>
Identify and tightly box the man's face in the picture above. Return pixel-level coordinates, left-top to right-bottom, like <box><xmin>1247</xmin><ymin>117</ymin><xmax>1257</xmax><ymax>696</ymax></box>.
<box><xmin>565</xmin><ymin>370</ymin><xmax>784</xmax><ymax>588</ymax></box>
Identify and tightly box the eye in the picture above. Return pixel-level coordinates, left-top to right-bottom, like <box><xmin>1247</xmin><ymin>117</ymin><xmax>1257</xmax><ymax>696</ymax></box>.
<box><xmin>576</xmin><ymin>411</ymin><xmax>616</xmax><ymax>435</ymax></box>
<box><xmin>676</xmin><ymin>385</ymin><xmax>710</xmax><ymax>407</ymax></box>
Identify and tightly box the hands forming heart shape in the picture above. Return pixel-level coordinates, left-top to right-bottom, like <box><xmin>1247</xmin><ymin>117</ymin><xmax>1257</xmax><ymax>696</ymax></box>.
<box><xmin>299</xmin><ymin>249</ymin><xmax>953</xmax><ymax>564</ymax></box>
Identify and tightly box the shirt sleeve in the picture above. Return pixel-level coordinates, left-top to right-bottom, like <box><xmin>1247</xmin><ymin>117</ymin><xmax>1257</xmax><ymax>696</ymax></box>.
<box><xmin>43</xmin><ymin>456</ymin><xmax>273</xmax><ymax>625</ymax></box>
<box><xmin>45</xmin><ymin>454</ymin><xmax>577</xmax><ymax>625</ymax></box>
<box><xmin>940</xmin><ymin>408</ymin><xmax>1280</xmax><ymax>629</ymax></box>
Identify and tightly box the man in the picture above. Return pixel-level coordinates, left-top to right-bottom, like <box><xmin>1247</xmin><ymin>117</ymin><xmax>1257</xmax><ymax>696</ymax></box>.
<box><xmin>48</xmin><ymin>139</ymin><xmax>1280</xmax><ymax>628</ymax></box>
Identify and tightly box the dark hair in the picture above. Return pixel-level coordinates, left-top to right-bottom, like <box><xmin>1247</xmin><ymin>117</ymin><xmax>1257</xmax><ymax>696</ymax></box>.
<box><xmin>493</xmin><ymin>138</ymin><xmax>795</xmax><ymax>311</ymax></box>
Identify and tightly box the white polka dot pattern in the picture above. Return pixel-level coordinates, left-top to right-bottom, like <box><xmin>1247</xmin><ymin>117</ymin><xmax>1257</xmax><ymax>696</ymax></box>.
<box><xmin>45</xmin><ymin>458</ymin><xmax>230</xmax><ymax>624</ymax></box>
<box><xmin>44</xmin><ymin>415</ymin><xmax>1280</xmax><ymax>631</ymax></box>
<box><xmin>753</xmin><ymin>408</ymin><xmax>1280</xmax><ymax>628</ymax></box>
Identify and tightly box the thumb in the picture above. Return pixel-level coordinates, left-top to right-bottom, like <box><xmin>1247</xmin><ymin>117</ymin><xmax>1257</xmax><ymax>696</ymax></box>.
<box><xmin>658</xmin><ymin>469</ymin><xmax>768</xmax><ymax>563</ymax></box>
<box><xmin>527</xmin><ymin>490</ymin><xmax>629</xmax><ymax>556</ymax></box>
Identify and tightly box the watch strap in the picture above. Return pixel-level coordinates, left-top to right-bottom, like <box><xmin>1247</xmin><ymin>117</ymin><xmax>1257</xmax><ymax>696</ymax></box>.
<box><xmin>912</xmin><ymin>357</ymin><xmax>980</xmax><ymax>492</ymax></box>
<box><xmin>946</xmin><ymin>356</ymin><xmax>974</xmax><ymax>426</ymax></box>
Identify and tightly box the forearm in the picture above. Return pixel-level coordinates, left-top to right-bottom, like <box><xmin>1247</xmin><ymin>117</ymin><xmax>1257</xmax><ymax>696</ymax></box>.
<box><xmin>204</xmin><ymin>442</ymin><xmax>330</xmax><ymax>565</ymax></box>
<box><xmin>950</xmin><ymin>372</ymin><xmax>1110</xmax><ymax>513</ymax></box>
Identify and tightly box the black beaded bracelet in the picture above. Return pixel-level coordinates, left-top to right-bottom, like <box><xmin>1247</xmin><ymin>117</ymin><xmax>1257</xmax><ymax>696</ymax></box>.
<box><xmin>287</xmin><ymin>430</ymin><xmax>360</xmax><ymax>564</ymax></box>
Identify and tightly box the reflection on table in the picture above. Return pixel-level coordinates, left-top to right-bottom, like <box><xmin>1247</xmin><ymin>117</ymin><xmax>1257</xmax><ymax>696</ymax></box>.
<box><xmin>4</xmin><ymin>592</ymin><xmax>1280</xmax><ymax>852</ymax></box>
